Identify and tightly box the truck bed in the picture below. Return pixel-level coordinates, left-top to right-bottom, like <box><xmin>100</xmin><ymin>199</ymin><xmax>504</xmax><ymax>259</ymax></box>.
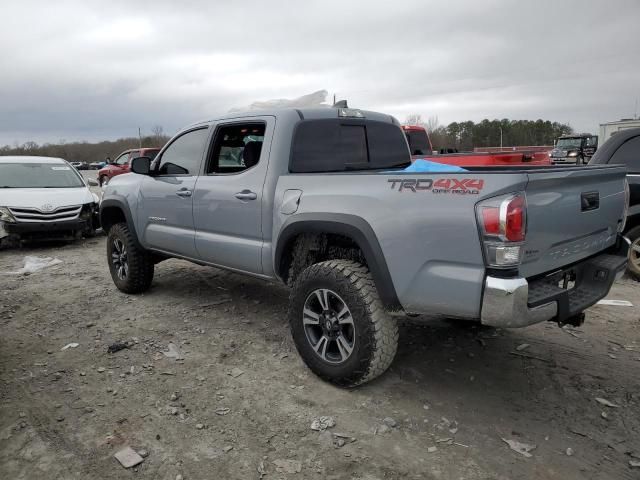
<box><xmin>275</xmin><ymin>164</ymin><xmax>627</xmax><ymax>318</ymax></box>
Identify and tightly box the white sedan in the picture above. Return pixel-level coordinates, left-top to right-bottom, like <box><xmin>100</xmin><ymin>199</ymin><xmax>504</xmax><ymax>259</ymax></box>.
<box><xmin>0</xmin><ymin>156</ymin><xmax>100</xmax><ymax>244</ymax></box>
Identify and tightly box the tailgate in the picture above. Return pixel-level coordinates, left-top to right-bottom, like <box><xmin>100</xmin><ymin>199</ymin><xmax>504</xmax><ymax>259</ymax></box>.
<box><xmin>519</xmin><ymin>165</ymin><xmax>627</xmax><ymax>278</ymax></box>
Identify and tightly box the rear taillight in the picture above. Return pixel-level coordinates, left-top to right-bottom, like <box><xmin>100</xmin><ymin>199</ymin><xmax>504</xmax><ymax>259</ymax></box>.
<box><xmin>476</xmin><ymin>192</ymin><xmax>527</xmax><ymax>268</ymax></box>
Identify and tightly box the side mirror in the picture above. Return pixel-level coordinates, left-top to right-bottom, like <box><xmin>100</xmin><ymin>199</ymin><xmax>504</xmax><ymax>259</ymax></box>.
<box><xmin>131</xmin><ymin>156</ymin><xmax>152</xmax><ymax>175</ymax></box>
<box><xmin>87</xmin><ymin>179</ymin><xmax>99</xmax><ymax>187</ymax></box>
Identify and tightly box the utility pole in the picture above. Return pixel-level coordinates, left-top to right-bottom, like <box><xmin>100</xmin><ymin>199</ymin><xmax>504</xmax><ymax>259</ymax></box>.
<box><xmin>138</xmin><ymin>127</ymin><xmax>142</xmax><ymax>148</ymax></box>
<box><xmin>499</xmin><ymin>126</ymin><xmax>503</xmax><ymax>149</ymax></box>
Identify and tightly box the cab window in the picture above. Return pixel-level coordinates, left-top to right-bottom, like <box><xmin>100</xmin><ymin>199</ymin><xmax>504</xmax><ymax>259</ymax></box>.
<box><xmin>157</xmin><ymin>128</ymin><xmax>209</xmax><ymax>175</ymax></box>
<box><xmin>206</xmin><ymin>123</ymin><xmax>265</xmax><ymax>174</ymax></box>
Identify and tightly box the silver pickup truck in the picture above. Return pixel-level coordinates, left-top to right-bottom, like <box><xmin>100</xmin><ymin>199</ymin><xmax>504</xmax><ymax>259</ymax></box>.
<box><xmin>100</xmin><ymin>107</ymin><xmax>630</xmax><ymax>387</ymax></box>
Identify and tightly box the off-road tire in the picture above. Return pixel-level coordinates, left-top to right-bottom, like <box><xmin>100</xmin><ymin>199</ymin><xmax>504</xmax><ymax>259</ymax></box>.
<box><xmin>626</xmin><ymin>226</ymin><xmax>640</xmax><ymax>281</ymax></box>
<box><xmin>107</xmin><ymin>222</ymin><xmax>154</xmax><ymax>293</ymax></box>
<box><xmin>288</xmin><ymin>260</ymin><xmax>398</xmax><ymax>387</ymax></box>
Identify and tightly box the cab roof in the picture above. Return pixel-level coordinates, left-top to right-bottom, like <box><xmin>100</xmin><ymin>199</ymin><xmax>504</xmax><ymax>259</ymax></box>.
<box><xmin>188</xmin><ymin>107</ymin><xmax>399</xmax><ymax>129</ymax></box>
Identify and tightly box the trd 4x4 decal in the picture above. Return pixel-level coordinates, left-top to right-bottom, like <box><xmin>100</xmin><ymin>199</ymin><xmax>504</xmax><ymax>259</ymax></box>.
<box><xmin>388</xmin><ymin>178</ymin><xmax>484</xmax><ymax>194</ymax></box>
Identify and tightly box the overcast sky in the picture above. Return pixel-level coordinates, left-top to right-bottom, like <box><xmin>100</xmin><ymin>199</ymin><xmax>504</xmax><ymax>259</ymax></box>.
<box><xmin>1</xmin><ymin>0</ymin><xmax>639</xmax><ymax>145</ymax></box>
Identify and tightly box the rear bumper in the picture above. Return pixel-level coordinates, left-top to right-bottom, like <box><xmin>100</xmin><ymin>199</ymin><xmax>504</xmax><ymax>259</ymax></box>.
<box><xmin>481</xmin><ymin>236</ymin><xmax>629</xmax><ymax>328</ymax></box>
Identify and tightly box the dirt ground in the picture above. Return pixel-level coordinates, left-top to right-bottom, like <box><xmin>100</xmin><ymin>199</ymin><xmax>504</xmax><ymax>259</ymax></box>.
<box><xmin>1</xmin><ymin>234</ymin><xmax>639</xmax><ymax>480</ymax></box>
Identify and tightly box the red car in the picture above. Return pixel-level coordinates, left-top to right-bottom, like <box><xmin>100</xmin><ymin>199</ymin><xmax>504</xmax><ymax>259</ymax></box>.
<box><xmin>98</xmin><ymin>148</ymin><xmax>160</xmax><ymax>186</ymax></box>
<box><xmin>402</xmin><ymin>125</ymin><xmax>551</xmax><ymax>166</ymax></box>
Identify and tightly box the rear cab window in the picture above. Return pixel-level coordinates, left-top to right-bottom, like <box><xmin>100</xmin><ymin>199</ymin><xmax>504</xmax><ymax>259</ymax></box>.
<box><xmin>290</xmin><ymin>119</ymin><xmax>410</xmax><ymax>173</ymax></box>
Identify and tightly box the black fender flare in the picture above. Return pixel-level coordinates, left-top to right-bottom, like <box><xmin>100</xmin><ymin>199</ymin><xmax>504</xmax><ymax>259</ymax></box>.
<box><xmin>100</xmin><ymin>197</ymin><xmax>143</xmax><ymax>248</ymax></box>
<box><xmin>275</xmin><ymin>213</ymin><xmax>401</xmax><ymax>311</ymax></box>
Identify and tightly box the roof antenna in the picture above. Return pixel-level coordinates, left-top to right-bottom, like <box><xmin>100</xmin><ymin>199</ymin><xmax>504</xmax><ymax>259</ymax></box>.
<box><xmin>333</xmin><ymin>99</ymin><xmax>348</xmax><ymax>108</ymax></box>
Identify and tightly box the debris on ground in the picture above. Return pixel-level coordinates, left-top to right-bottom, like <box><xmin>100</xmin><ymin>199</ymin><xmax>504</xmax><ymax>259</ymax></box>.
<box><xmin>311</xmin><ymin>416</ymin><xmax>336</xmax><ymax>431</ymax></box>
<box><xmin>223</xmin><ymin>445</ymin><xmax>234</xmax><ymax>453</ymax></box>
<box><xmin>114</xmin><ymin>446</ymin><xmax>145</xmax><ymax>468</ymax></box>
<box><xmin>376</xmin><ymin>424</ymin><xmax>390</xmax><ymax>434</ymax></box>
<box><xmin>228</xmin><ymin>367</ymin><xmax>244</xmax><ymax>378</ymax></box>
<box><xmin>257</xmin><ymin>460</ymin><xmax>266</xmax><ymax>479</ymax></box>
<box><xmin>383</xmin><ymin>417</ymin><xmax>397</xmax><ymax>428</ymax></box>
<box><xmin>502</xmin><ymin>438</ymin><xmax>537</xmax><ymax>458</ymax></box>
<box><xmin>630</xmin><ymin>460</ymin><xmax>640</xmax><ymax>468</ymax></box>
<box><xmin>5</xmin><ymin>256</ymin><xmax>62</xmax><ymax>275</ymax></box>
<box><xmin>566</xmin><ymin>447</ymin><xmax>574</xmax><ymax>456</ymax></box>
<box><xmin>595</xmin><ymin>397</ymin><xmax>620</xmax><ymax>408</ymax></box>
<box><xmin>515</xmin><ymin>343</ymin><xmax>530</xmax><ymax>351</ymax></box>
<box><xmin>273</xmin><ymin>459</ymin><xmax>302</xmax><ymax>474</ymax></box>
<box><xmin>596</xmin><ymin>299</ymin><xmax>634</xmax><ymax>307</ymax></box>
<box><xmin>107</xmin><ymin>341</ymin><xmax>130</xmax><ymax>353</ymax></box>
<box><xmin>199</xmin><ymin>295</ymin><xmax>232</xmax><ymax>307</ymax></box>
<box><xmin>163</xmin><ymin>343</ymin><xmax>184</xmax><ymax>360</ymax></box>
<box><xmin>215</xmin><ymin>407</ymin><xmax>230</xmax><ymax>416</ymax></box>
<box><xmin>61</xmin><ymin>342</ymin><xmax>79</xmax><ymax>350</ymax></box>
<box><xmin>428</xmin><ymin>446</ymin><xmax>438</xmax><ymax>453</ymax></box>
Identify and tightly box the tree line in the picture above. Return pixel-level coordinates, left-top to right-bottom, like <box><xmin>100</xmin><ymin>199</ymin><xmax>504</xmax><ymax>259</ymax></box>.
<box><xmin>1</xmin><ymin>117</ymin><xmax>574</xmax><ymax>161</ymax></box>
<box><xmin>406</xmin><ymin>115</ymin><xmax>574</xmax><ymax>152</ymax></box>
<box><xmin>0</xmin><ymin>126</ymin><xmax>169</xmax><ymax>164</ymax></box>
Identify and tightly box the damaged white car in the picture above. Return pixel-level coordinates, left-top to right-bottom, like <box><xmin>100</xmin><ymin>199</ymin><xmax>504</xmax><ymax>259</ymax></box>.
<box><xmin>0</xmin><ymin>156</ymin><xmax>100</xmax><ymax>246</ymax></box>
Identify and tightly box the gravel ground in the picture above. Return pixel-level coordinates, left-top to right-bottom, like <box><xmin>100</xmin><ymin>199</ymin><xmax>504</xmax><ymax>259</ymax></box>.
<box><xmin>1</xmin><ymin>235</ymin><xmax>639</xmax><ymax>480</ymax></box>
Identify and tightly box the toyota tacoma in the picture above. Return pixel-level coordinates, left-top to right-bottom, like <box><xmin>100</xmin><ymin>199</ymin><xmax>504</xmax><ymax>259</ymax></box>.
<box><xmin>100</xmin><ymin>107</ymin><xmax>630</xmax><ymax>387</ymax></box>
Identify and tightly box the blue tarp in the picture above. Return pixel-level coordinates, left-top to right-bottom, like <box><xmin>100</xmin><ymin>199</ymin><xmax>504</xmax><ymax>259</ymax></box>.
<box><xmin>403</xmin><ymin>159</ymin><xmax>467</xmax><ymax>173</ymax></box>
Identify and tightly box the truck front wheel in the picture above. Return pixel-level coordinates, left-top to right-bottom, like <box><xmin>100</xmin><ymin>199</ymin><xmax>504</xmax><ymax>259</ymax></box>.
<box><xmin>107</xmin><ymin>222</ymin><xmax>154</xmax><ymax>293</ymax></box>
<box><xmin>288</xmin><ymin>260</ymin><xmax>398</xmax><ymax>387</ymax></box>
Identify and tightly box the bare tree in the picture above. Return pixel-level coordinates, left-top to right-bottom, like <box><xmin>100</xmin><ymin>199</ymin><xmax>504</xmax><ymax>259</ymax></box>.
<box><xmin>426</xmin><ymin>116</ymin><xmax>440</xmax><ymax>132</ymax></box>
<box><xmin>151</xmin><ymin>125</ymin><xmax>164</xmax><ymax>139</ymax></box>
<box><xmin>405</xmin><ymin>114</ymin><xmax>425</xmax><ymax>127</ymax></box>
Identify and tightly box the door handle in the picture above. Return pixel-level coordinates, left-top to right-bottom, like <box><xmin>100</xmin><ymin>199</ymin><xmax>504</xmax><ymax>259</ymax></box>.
<box><xmin>235</xmin><ymin>190</ymin><xmax>257</xmax><ymax>201</ymax></box>
<box><xmin>176</xmin><ymin>189</ymin><xmax>192</xmax><ymax>197</ymax></box>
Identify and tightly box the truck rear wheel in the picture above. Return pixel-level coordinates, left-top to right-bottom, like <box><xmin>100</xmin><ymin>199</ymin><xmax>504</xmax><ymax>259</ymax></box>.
<box><xmin>626</xmin><ymin>226</ymin><xmax>640</xmax><ymax>281</ymax></box>
<box><xmin>288</xmin><ymin>260</ymin><xmax>398</xmax><ymax>387</ymax></box>
<box><xmin>107</xmin><ymin>222</ymin><xmax>154</xmax><ymax>293</ymax></box>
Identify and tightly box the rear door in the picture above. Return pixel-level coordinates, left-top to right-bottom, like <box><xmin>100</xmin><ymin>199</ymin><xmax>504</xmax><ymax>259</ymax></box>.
<box><xmin>519</xmin><ymin>166</ymin><xmax>627</xmax><ymax>277</ymax></box>
<box><xmin>192</xmin><ymin>118</ymin><xmax>274</xmax><ymax>274</ymax></box>
<box><xmin>138</xmin><ymin>127</ymin><xmax>209</xmax><ymax>257</ymax></box>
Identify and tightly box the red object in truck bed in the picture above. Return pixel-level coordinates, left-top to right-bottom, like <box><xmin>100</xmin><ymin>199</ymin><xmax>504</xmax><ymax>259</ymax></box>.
<box><xmin>423</xmin><ymin>151</ymin><xmax>551</xmax><ymax>166</ymax></box>
<box><xmin>402</xmin><ymin>125</ymin><xmax>552</xmax><ymax>166</ymax></box>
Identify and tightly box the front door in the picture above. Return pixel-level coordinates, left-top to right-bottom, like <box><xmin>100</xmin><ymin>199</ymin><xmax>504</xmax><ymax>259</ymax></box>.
<box><xmin>193</xmin><ymin>118</ymin><xmax>273</xmax><ymax>274</ymax></box>
<box><xmin>138</xmin><ymin>127</ymin><xmax>209</xmax><ymax>258</ymax></box>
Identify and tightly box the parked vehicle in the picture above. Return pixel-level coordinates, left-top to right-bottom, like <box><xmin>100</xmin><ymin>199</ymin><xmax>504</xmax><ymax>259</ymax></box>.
<box><xmin>89</xmin><ymin>161</ymin><xmax>107</xmax><ymax>170</ymax></box>
<box><xmin>589</xmin><ymin>127</ymin><xmax>640</xmax><ymax>279</ymax></box>
<box><xmin>402</xmin><ymin>125</ymin><xmax>551</xmax><ymax>166</ymax></box>
<box><xmin>100</xmin><ymin>107</ymin><xmax>629</xmax><ymax>387</ymax></box>
<box><xmin>549</xmin><ymin>134</ymin><xmax>598</xmax><ymax>165</ymax></box>
<box><xmin>70</xmin><ymin>161</ymin><xmax>89</xmax><ymax>170</ymax></box>
<box><xmin>98</xmin><ymin>148</ymin><xmax>160</xmax><ymax>186</ymax></box>
<box><xmin>0</xmin><ymin>156</ymin><xmax>100</xmax><ymax>245</ymax></box>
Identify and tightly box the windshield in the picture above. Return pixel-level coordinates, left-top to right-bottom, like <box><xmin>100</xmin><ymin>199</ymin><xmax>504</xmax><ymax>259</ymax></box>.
<box><xmin>0</xmin><ymin>162</ymin><xmax>85</xmax><ymax>188</ymax></box>
<box><xmin>556</xmin><ymin>138</ymin><xmax>583</xmax><ymax>149</ymax></box>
